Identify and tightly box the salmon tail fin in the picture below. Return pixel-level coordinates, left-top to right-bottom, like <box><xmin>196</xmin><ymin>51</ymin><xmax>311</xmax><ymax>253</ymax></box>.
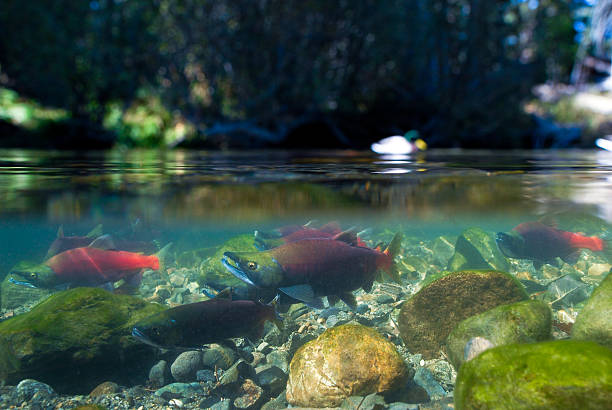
<box><xmin>154</xmin><ymin>243</ymin><xmax>173</xmax><ymax>274</ymax></box>
<box><xmin>383</xmin><ymin>233</ymin><xmax>403</xmax><ymax>283</ymax></box>
<box><xmin>268</xmin><ymin>294</ymin><xmax>284</xmax><ymax>330</ymax></box>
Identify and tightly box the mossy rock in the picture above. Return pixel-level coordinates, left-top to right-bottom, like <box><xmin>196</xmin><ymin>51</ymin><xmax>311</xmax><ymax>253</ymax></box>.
<box><xmin>572</xmin><ymin>272</ymin><xmax>612</xmax><ymax>349</ymax></box>
<box><xmin>431</xmin><ymin>235</ymin><xmax>456</xmax><ymax>267</ymax></box>
<box><xmin>176</xmin><ymin>246</ymin><xmax>220</xmax><ymax>268</ymax></box>
<box><xmin>286</xmin><ymin>323</ymin><xmax>409</xmax><ymax>407</ymax></box>
<box><xmin>0</xmin><ymin>287</ymin><xmax>166</xmax><ymax>394</ymax></box>
<box><xmin>455</xmin><ymin>340</ymin><xmax>612</xmax><ymax>410</ymax></box>
<box><xmin>447</xmin><ymin>227</ymin><xmax>509</xmax><ymax>272</ymax></box>
<box><xmin>196</xmin><ymin>234</ymin><xmax>259</xmax><ymax>290</ymax></box>
<box><xmin>1</xmin><ymin>262</ymin><xmax>54</xmax><ymax>310</ymax></box>
<box><xmin>398</xmin><ymin>270</ymin><xmax>527</xmax><ymax>358</ymax></box>
<box><xmin>446</xmin><ymin>300</ymin><xmax>552</xmax><ymax>369</ymax></box>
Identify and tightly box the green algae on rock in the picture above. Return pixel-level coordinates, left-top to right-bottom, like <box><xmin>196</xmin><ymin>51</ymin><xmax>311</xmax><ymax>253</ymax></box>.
<box><xmin>572</xmin><ymin>271</ymin><xmax>612</xmax><ymax>349</ymax></box>
<box><xmin>0</xmin><ymin>287</ymin><xmax>166</xmax><ymax>393</ymax></box>
<box><xmin>398</xmin><ymin>270</ymin><xmax>527</xmax><ymax>359</ymax></box>
<box><xmin>454</xmin><ymin>340</ymin><xmax>612</xmax><ymax>410</ymax></box>
<box><xmin>1</xmin><ymin>262</ymin><xmax>53</xmax><ymax>310</ymax></box>
<box><xmin>446</xmin><ymin>300</ymin><xmax>552</xmax><ymax>369</ymax></box>
<box><xmin>286</xmin><ymin>323</ymin><xmax>408</xmax><ymax>408</ymax></box>
<box><xmin>447</xmin><ymin>227</ymin><xmax>509</xmax><ymax>272</ymax></box>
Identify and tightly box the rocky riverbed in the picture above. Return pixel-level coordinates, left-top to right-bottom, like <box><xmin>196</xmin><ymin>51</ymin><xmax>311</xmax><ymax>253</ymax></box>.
<box><xmin>1</xmin><ymin>221</ymin><xmax>611</xmax><ymax>409</ymax></box>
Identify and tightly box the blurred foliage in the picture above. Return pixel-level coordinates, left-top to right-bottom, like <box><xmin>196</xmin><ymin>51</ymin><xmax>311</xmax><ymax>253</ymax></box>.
<box><xmin>0</xmin><ymin>0</ymin><xmax>590</xmax><ymax>149</ymax></box>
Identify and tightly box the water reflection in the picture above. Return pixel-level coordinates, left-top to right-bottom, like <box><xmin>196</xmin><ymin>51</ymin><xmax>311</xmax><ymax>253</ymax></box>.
<box><xmin>0</xmin><ymin>149</ymin><xmax>611</xmax><ymax>224</ymax></box>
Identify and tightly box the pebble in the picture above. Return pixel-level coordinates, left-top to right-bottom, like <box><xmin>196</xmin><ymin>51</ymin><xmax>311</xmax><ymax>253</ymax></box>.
<box><xmin>149</xmin><ymin>359</ymin><xmax>171</xmax><ymax>387</ymax></box>
<box><xmin>171</xmin><ymin>350</ymin><xmax>203</xmax><ymax>382</ymax></box>
<box><xmin>413</xmin><ymin>367</ymin><xmax>446</xmax><ymax>401</ymax></box>
<box><xmin>255</xmin><ymin>364</ymin><xmax>288</xmax><ymax>396</ymax></box>
<box><xmin>266</xmin><ymin>349</ymin><xmax>289</xmax><ymax>373</ymax></box>
<box><xmin>201</xmin><ymin>344</ymin><xmax>236</xmax><ymax>370</ymax></box>
<box><xmin>464</xmin><ymin>337</ymin><xmax>495</xmax><ymax>362</ymax></box>
<box><xmin>89</xmin><ymin>381</ymin><xmax>120</xmax><ymax>397</ymax></box>
<box><xmin>233</xmin><ymin>379</ymin><xmax>264</xmax><ymax>409</ymax></box>
<box><xmin>16</xmin><ymin>379</ymin><xmax>55</xmax><ymax>401</ymax></box>
<box><xmin>196</xmin><ymin>369</ymin><xmax>217</xmax><ymax>384</ymax></box>
<box><xmin>154</xmin><ymin>382</ymin><xmax>202</xmax><ymax>400</ymax></box>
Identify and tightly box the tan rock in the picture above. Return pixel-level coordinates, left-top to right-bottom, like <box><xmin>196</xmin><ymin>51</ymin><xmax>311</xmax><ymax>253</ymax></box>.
<box><xmin>286</xmin><ymin>323</ymin><xmax>408</xmax><ymax>407</ymax></box>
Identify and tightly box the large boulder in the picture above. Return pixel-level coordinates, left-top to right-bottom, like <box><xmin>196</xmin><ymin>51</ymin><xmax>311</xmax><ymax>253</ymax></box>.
<box><xmin>446</xmin><ymin>300</ymin><xmax>552</xmax><ymax>369</ymax></box>
<box><xmin>398</xmin><ymin>270</ymin><xmax>527</xmax><ymax>358</ymax></box>
<box><xmin>0</xmin><ymin>287</ymin><xmax>166</xmax><ymax>393</ymax></box>
<box><xmin>447</xmin><ymin>227</ymin><xmax>509</xmax><ymax>272</ymax></box>
<box><xmin>286</xmin><ymin>323</ymin><xmax>408</xmax><ymax>407</ymax></box>
<box><xmin>572</xmin><ymin>272</ymin><xmax>612</xmax><ymax>349</ymax></box>
<box><xmin>454</xmin><ymin>340</ymin><xmax>612</xmax><ymax>410</ymax></box>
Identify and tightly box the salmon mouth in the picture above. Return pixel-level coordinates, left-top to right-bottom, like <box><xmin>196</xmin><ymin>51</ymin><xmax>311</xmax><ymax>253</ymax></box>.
<box><xmin>222</xmin><ymin>252</ymin><xmax>257</xmax><ymax>287</ymax></box>
<box><xmin>132</xmin><ymin>327</ymin><xmax>164</xmax><ymax>349</ymax></box>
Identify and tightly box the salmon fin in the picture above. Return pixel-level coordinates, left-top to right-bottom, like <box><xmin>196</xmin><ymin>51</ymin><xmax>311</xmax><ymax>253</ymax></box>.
<box><xmin>560</xmin><ymin>251</ymin><xmax>580</xmax><ymax>265</ymax></box>
<box><xmin>338</xmin><ymin>292</ymin><xmax>357</xmax><ymax>309</ymax></box>
<box><xmin>383</xmin><ymin>233</ymin><xmax>403</xmax><ymax>283</ymax></box>
<box><xmin>319</xmin><ymin>221</ymin><xmax>341</xmax><ymax>234</ymax></box>
<box><xmin>268</xmin><ymin>294</ymin><xmax>284</xmax><ymax>330</ymax></box>
<box><xmin>363</xmin><ymin>279</ymin><xmax>373</xmax><ymax>292</ymax></box>
<box><xmin>538</xmin><ymin>216</ymin><xmax>558</xmax><ymax>228</ymax></box>
<box><xmin>279</xmin><ymin>284</ymin><xmax>324</xmax><ymax>309</ymax></box>
<box><xmin>215</xmin><ymin>287</ymin><xmax>234</xmax><ymax>300</ymax></box>
<box><xmin>327</xmin><ymin>295</ymin><xmax>340</xmax><ymax>306</ymax></box>
<box><xmin>89</xmin><ymin>234</ymin><xmax>117</xmax><ymax>250</ymax></box>
<box><xmin>303</xmin><ymin>220</ymin><xmax>317</xmax><ymax>227</ymax></box>
<box><xmin>374</xmin><ymin>242</ymin><xmax>384</xmax><ymax>252</ymax></box>
<box><xmin>332</xmin><ymin>230</ymin><xmax>359</xmax><ymax>247</ymax></box>
<box><xmin>155</xmin><ymin>243</ymin><xmax>174</xmax><ymax>274</ymax></box>
<box><xmin>86</xmin><ymin>224</ymin><xmax>103</xmax><ymax>238</ymax></box>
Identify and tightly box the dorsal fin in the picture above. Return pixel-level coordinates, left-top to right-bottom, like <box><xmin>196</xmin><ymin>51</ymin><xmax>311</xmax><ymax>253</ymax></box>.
<box><xmin>88</xmin><ymin>234</ymin><xmax>117</xmax><ymax>250</ymax></box>
<box><xmin>319</xmin><ymin>222</ymin><xmax>341</xmax><ymax>234</ymax></box>
<box><xmin>538</xmin><ymin>216</ymin><xmax>558</xmax><ymax>228</ymax></box>
<box><xmin>86</xmin><ymin>224</ymin><xmax>103</xmax><ymax>238</ymax></box>
<box><xmin>332</xmin><ymin>230</ymin><xmax>359</xmax><ymax>246</ymax></box>
<box><xmin>57</xmin><ymin>225</ymin><xmax>64</xmax><ymax>238</ymax></box>
<box><xmin>215</xmin><ymin>287</ymin><xmax>233</xmax><ymax>300</ymax></box>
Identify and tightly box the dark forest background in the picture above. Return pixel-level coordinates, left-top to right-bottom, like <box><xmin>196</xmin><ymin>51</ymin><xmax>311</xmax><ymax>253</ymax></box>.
<box><xmin>1</xmin><ymin>0</ymin><xmax>610</xmax><ymax>149</ymax></box>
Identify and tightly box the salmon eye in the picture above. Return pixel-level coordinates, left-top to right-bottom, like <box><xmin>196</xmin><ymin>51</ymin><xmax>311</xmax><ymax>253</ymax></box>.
<box><xmin>247</xmin><ymin>261</ymin><xmax>258</xmax><ymax>270</ymax></box>
<box><xmin>30</xmin><ymin>272</ymin><xmax>38</xmax><ymax>279</ymax></box>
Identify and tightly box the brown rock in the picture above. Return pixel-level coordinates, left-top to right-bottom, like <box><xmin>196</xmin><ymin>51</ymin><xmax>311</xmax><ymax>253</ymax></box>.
<box><xmin>286</xmin><ymin>323</ymin><xmax>408</xmax><ymax>407</ymax></box>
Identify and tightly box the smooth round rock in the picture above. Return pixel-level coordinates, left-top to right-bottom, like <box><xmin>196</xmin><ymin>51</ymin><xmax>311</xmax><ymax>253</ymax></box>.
<box><xmin>89</xmin><ymin>381</ymin><xmax>120</xmax><ymax>397</ymax></box>
<box><xmin>286</xmin><ymin>323</ymin><xmax>408</xmax><ymax>407</ymax></box>
<box><xmin>398</xmin><ymin>270</ymin><xmax>527</xmax><ymax>358</ymax></box>
<box><xmin>171</xmin><ymin>351</ymin><xmax>203</xmax><ymax>382</ymax></box>
<box><xmin>445</xmin><ymin>299</ymin><xmax>552</xmax><ymax>369</ymax></box>
<box><xmin>149</xmin><ymin>360</ymin><xmax>171</xmax><ymax>388</ymax></box>
<box><xmin>454</xmin><ymin>340</ymin><xmax>612</xmax><ymax>410</ymax></box>
<box><xmin>201</xmin><ymin>344</ymin><xmax>236</xmax><ymax>370</ymax></box>
<box><xmin>572</xmin><ymin>272</ymin><xmax>612</xmax><ymax>349</ymax></box>
<box><xmin>16</xmin><ymin>379</ymin><xmax>55</xmax><ymax>401</ymax></box>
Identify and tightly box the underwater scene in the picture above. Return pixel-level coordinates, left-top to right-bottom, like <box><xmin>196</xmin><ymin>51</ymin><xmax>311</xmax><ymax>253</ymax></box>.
<box><xmin>0</xmin><ymin>149</ymin><xmax>611</xmax><ymax>409</ymax></box>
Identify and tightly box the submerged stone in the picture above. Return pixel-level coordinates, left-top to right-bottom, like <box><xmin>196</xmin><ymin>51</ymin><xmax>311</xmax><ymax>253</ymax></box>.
<box><xmin>0</xmin><ymin>287</ymin><xmax>166</xmax><ymax>393</ymax></box>
<box><xmin>447</xmin><ymin>227</ymin><xmax>509</xmax><ymax>272</ymax></box>
<box><xmin>446</xmin><ymin>300</ymin><xmax>552</xmax><ymax>369</ymax></box>
<box><xmin>398</xmin><ymin>270</ymin><xmax>527</xmax><ymax>358</ymax></box>
<box><xmin>572</xmin><ymin>272</ymin><xmax>612</xmax><ymax>349</ymax></box>
<box><xmin>286</xmin><ymin>323</ymin><xmax>408</xmax><ymax>408</ymax></box>
<box><xmin>454</xmin><ymin>340</ymin><xmax>612</xmax><ymax>410</ymax></box>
